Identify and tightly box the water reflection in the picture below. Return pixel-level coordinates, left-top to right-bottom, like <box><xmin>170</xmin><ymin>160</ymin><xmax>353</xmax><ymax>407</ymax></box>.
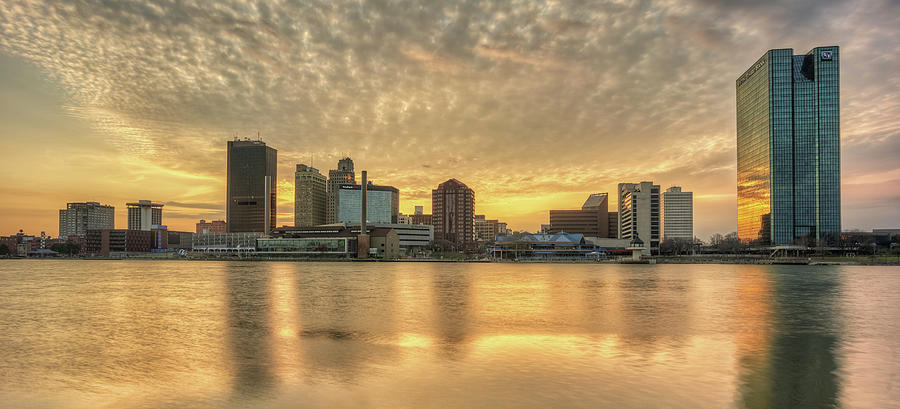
<box><xmin>294</xmin><ymin>264</ymin><xmax>400</xmax><ymax>384</ymax></box>
<box><xmin>225</xmin><ymin>262</ymin><xmax>273</xmax><ymax>398</ymax></box>
<box><xmin>0</xmin><ymin>261</ymin><xmax>893</xmax><ymax>409</ymax></box>
<box><xmin>734</xmin><ymin>267</ymin><xmax>775</xmax><ymax>409</ymax></box>
<box><xmin>617</xmin><ymin>266</ymin><xmax>693</xmax><ymax>354</ymax></box>
<box><xmin>580</xmin><ymin>268</ymin><xmax>623</xmax><ymax>332</ymax></box>
<box><xmin>266</xmin><ymin>263</ymin><xmax>303</xmax><ymax>384</ymax></box>
<box><xmin>737</xmin><ymin>267</ymin><xmax>843</xmax><ymax>409</ymax></box>
<box><xmin>430</xmin><ymin>264</ymin><xmax>473</xmax><ymax>360</ymax></box>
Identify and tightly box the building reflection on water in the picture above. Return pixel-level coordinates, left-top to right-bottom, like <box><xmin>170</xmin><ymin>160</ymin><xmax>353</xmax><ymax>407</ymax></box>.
<box><xmin>225</xmin><ymin>263</ymin><xmax>274</xmax><ymax>398</ymax></box>
<box><xmin>293</xmin><ymin>264</ymin><xmax>401</xmax><ymax>384</ymax></box>
<box><xmin>736</xmin><ymin>267</ymin><xmax>843</xmax><ymax>409</ymax></box>
<box><xmin>430</xmin><ymin>264</ymin><xmax>473</xmax><ymax>360</ymax></box>
<box><xmin>5</xmin><ymin>261</ymin><xmax>897</xmax><ymax>409</ymax></box>
<box><xmin>215</xmin><ymin>262</ymin><xmax>849</xmax><ymax>407</ymax></box>
<box><xmin>616</xmin><ymin>266</ymin><xmax>693</xmax><ymax>353</ymax></box>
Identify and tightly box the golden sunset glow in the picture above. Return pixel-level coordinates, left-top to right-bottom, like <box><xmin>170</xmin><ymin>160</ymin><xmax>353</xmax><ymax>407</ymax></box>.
<box><xmin>1</xmin><ymin>1</ymin><xmax>899</xmax><ymax>238</ymax></box>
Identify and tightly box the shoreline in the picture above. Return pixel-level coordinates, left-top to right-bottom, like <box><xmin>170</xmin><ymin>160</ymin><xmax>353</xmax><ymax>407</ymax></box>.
<box><xmin>4</xmin><ymin>256</ymin><xmax>899</xmax><ymax>266</ymax></box>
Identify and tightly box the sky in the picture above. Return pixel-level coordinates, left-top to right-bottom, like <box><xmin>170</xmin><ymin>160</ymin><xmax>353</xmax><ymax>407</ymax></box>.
<box><xmin>0</xmin><ymin>0</ymin><xmax>898</xmax><ymax>240</ymax></box>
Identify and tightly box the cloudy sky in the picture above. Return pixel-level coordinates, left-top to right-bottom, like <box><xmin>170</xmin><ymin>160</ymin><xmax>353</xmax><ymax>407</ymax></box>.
<box><xmin>1</xmin><ymin>0</ymin><xmax>898</xmax><ymax>239</ymax></box>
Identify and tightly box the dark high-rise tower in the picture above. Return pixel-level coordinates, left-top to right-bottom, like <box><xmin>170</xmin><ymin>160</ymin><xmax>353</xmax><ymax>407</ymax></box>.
<box><xmin>736</xmin><ymin>46</ymin><xmax>840</xmax><ymax>245</ymax></box>
<box><xmin>432</xmin><ymin>179</ymin><xmax>475</xmax><ymax>248</ymax></box>
<box><xmin>226</xmin><ymin>138</ymin><xmax>277</xmax><ymax>234</ymax></box>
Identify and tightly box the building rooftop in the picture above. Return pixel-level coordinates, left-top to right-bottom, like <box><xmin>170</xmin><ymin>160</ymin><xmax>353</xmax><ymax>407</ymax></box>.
<box><xmin>127</xmin><ymin>200</ymin><xmax>164</xmax><ymax>208</ymax></box>
<box><xmin>436</xmin><ymin>178</ymin><xmax>470</xmax><ymax>190</ymax></box>
<box><xmin>496</xmin><ymin>232</ymin><xmax>585</xmax><ymax>244</ymax></box>
<box><xmin>295</xmin><ymin>164</ymin><xmax>321</xmax><ymax>173</ymax></box>
<box><xmin>338</xmin><ymin>183</ymin><xmax>399</xmax><ymax>193</ymax></box>
<box><xmin>581</xmin><ymin>193</ymin><xmax>608</xmax><ymax>210</ymax></box>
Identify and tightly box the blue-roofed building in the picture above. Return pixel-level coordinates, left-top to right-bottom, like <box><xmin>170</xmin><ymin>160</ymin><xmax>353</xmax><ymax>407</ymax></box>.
<box><xmin>27</xmin><ymin>248</ymin><xmax>59</xmax><ymax>258</ymax></box>
<box><xmin>491</xmin><ymin>232</ymin><xmax>604</xmax><ymax>260</ymax></box>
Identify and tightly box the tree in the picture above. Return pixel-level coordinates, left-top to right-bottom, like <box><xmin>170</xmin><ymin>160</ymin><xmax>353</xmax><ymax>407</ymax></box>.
<box><xmin>719</xmin><ymin>232</ymin><xmax>744</xmax><ymax>254</ymax></box>
<box><xmin>50</xmin><ymin>242</ymin><xmax>81</xmax><ymax>256</ymax></box>
<box><xmin>847</xmin><ymin>233</ymin><xmax>877</xmax><ymax>255</ymax></box>
<box><xmin>660</xmin><ymin>238</ymin><xmax>693</xmax><ymax>255</ymax></box>
<box><xmin>708</xmin><ymin>232</ymin><xmax>745</xmax><ymax>254</ymax></box>
<box><xmin>660</xmin><ymin>238</ymin><xmax>675</xmax><ymax>255</ymax></box>
<box><xmin>0</xmin><ymin>244</ymin><xmax>8</xmax><ymax>256</ymax></box>
<box><xmin>429</xmin><ymin>239</ymin><xmax>455</xmax><ymax>252</ymax></box>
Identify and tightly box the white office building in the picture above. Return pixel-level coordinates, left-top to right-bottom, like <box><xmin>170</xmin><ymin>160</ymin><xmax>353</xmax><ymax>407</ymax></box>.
<box><xmin>127</xmin><ymin>200</ymin><xmax>163</xmax><ymax>230</ymax></box>
<box><xmin>662</xmin><ymin>186</ymin><xmax>693</xmax><ymax>241</ymax></box>
<box><xmin>617</xmin><ymin>181</ymin><xmax>660</xmax><ymax>255</ymax></box>
<box><xmin>59</xmin><ymin>202</ymin><xmax>115</xmax><ymax>237</ymax></box>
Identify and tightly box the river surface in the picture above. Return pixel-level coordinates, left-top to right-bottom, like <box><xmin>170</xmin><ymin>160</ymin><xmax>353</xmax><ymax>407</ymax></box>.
<box><xmin>0</xmin><ymin>261</ymin><xmax>898</xmax><ymax>409</ymax></box>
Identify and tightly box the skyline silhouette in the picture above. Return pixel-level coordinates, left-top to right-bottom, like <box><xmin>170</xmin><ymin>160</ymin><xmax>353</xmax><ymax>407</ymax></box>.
<box><xmin>1</xmin><ymin>0</ymin><xmax>898</xmax><ymax>238</ymax></box>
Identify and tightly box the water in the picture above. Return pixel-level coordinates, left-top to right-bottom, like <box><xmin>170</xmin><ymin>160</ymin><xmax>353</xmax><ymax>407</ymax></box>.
<box><xmin>0</xmin><ymin>261</ymin><xmax>898</xmax><ymax>409</ymax></box>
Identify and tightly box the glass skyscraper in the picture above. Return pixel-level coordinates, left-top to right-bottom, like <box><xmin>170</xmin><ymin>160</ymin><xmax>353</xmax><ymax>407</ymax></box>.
<box><xmin>736</xmin><ymin>46</ymin><xmax>840</xmax><ymax>245</ymax></box>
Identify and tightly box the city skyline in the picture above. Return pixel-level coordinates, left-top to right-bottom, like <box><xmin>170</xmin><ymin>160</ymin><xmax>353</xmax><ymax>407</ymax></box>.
<box><xmin>1</xmin><ymin>1</ymin><xmax>899</xmax><ymax>239</ymax></box>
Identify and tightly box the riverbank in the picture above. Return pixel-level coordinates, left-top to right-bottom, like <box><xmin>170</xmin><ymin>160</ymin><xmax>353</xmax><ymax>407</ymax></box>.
<box><xmin>5</xmin><ymin>254</ymin><xmax>900</xmax><ymax>265</ymax></box>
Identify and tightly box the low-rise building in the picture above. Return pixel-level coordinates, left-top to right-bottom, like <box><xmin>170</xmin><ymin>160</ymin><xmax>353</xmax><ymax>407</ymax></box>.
<box><xmin>196</xmin><ymin>220</ymin><xmax>227</xmax><ymax>234</ymax></box>
<box><xmin>1</xmin><ymin>230</ymin><xmax>37</xmax><ymax>257</ymax></box>
<box><xmin>0</xmin><ymin>236</ymin><xmax>19</xmax><ymax>256</ymax></box>
<box><xmin>266</xmin><ymin>225</ymin><xmax>401</xmax><ymax>258</ymax></box>
<box><xmin>151</xmin><ymin>226</ymin><xmax>168</xmax><ymax>252</ymax></box>
<box><xmin>607</xmin><ymin>212</ymin><xmax>618</xmax><ymax>238</ymax></box>
<box><xmin>583</xmin><ymin>237</ymin><xmax>634</xmax><ymax>257</ymax></box>
<box><xmin>411</xmin><ymin>213</ymin><xmax>433</xmax><ymax>225</ymax></box>
<box><xmin>308</xmin><ymin>222</ymin><xmax>432</xmax><ymax>253</ymax></box>
<box><xmin>497</xmin><ymin>222</ymin><xmax>509</xmax><ymax>236</ymax></box>
<box><xmin>166</xmin><ymin>231</ymin><xmax>195</xmax><ymax>251</ymax></box>
<box><xmin>549</xmin><ymin>193</ymin><xmax>616</xmax><ymax>238</ymax></box>
<box><xmin>192</xmin><ymin>232</ymin><xmax>263</xmax><ymax>252</ymax></box>
<box><xmin>84</xmin><ymin>229</ymin><xmax>153</xmax><ymax>257</ymax></box>
<box><xmin>369</xmin><ymin>228</ymin><xmax>400</xmax><ymax>259</ymax></box>
<box><xmin>257</xmin><ymin>236</ymin><xmax>353</xmax><ymax>257</ymax></box>
<box><xmin>475</xmin><ymin>215</ymin><xmax>507</xmax><ymax>242</ymax></box>
<box><xmin>492</xmin><ymin>233</ymin><xmax>600</xmax><ymax>260</ymax></box>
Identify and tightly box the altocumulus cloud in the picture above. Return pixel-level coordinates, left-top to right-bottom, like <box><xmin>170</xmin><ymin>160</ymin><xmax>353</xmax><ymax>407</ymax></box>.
<box><xmin>0</xmin><ymin>0</ymin><xmax>898</xmax><ymax>236</ymax></box>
